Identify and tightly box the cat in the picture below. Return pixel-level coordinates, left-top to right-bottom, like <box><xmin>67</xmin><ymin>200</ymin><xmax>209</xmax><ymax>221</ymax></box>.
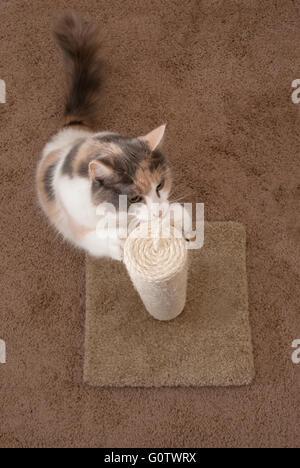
<box><xmin>37</xmin><ymin>12</ymin><xmax>181</xmax><ymax>261</ymax></box>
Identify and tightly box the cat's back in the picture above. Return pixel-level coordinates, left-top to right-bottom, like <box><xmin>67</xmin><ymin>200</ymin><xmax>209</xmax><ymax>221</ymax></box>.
<box><xmin>36</xmin><ymin>128</ymin><xmax>93</xmax><ymax>225</ymax></box>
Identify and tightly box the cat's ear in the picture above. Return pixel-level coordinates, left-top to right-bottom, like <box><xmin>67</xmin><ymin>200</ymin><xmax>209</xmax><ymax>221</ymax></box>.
<box><xmin>139</xmin><ymin>124</ymin><xmax>166</xmax><ymax>151</ymax></box>
<box><xmin>89</xmin><ymin>160</ymin><xmax>113</xmax><ymax>181</ymax></box>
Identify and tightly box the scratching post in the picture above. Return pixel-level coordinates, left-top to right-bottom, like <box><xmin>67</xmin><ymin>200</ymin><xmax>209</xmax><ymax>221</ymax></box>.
<box><xmin>124</xmin><ymin>222</ymin><xmax>188</xmax><ymax>321</ymax></box>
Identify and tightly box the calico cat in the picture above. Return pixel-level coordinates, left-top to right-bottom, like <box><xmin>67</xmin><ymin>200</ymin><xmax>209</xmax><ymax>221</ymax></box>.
<box><xmin>37</xmin><ymin>12</ymin><xmax>173</xmax><ymax>260</ymax></box>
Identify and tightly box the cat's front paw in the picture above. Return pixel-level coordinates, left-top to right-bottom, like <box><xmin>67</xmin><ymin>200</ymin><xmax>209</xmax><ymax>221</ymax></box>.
<box><xmin>109</xmin><ymin>239</ymin><xmax>125</xmax><ymax>261</ymax></box>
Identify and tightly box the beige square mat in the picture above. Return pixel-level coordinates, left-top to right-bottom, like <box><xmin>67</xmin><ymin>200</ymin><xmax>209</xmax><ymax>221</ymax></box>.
<box><xmin>84</xmin><ymin>222</ymin><xmax>255</xmax><ymax>387</ymax></box>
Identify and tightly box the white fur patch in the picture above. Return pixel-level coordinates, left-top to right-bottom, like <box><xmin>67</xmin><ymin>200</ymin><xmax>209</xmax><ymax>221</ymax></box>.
<box><xmin>57</xmin><ymin>175</ymin><xmax>97</xmax><ymax>229</ymax></box>
<box><xmin>42</xmin><ymin>127</ymin><xmax>93</xmax><ymax>160</ymax></box>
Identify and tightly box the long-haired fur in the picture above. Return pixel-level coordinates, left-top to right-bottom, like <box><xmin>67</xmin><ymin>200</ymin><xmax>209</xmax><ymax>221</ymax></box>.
<box><xmin>53</xmin><ymin>11</ymin><xmax>102</xmax><ymax>127</ymax></box>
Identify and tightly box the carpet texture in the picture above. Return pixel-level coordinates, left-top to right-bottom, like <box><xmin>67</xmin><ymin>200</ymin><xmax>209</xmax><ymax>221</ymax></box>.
<box><xmin>0</xmin><ymin>0</ymin><xmax>299</xmax><ymax>448</ymax></box>
<box><xmin>85</xmin><ymin>222</ymin><xmax>254</xmax><ymax>387</ymax></box>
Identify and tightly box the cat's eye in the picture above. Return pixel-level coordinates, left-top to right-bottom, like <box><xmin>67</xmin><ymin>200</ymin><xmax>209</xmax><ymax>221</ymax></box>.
<box><xmin>156</xmin><ymin>179</ymin><xmax>165</xmax><ymax>192</ymax></box>
<box><xmin>130</xmin><ymin>195</ymin><xmax>142</xmax><ymax>203</ymax></box>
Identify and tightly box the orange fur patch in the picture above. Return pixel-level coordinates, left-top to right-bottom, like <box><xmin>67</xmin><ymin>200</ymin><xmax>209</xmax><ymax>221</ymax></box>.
<box><xmin>61</xmin><ymin>114</ymin><xmax>91</xmax><ymax>130</ymax></box>
<box><xmin>134</xmin><ymin>164</ymin><xmax>172</xmax><ymax>196</ymax></box>
<box><xmin>134</xmin><ymin>167</ymin><xmax>152</xmax><ymax>194</ymax></box>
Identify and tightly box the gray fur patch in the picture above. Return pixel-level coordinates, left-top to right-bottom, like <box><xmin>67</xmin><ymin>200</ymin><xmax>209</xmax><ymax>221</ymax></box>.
<box><xmin>43</xmin><ymin>163</ymin><xmax>57</xmax><ymax>201</ymax></box>
<box><xmin>61</xmin><ymin>141</ymin><xmax>84</xmax><ymax>177</ymax></box>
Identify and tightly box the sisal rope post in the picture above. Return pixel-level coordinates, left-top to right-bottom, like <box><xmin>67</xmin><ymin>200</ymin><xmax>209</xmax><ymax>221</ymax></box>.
<box><xmin>124</xmin><ymin>222</ymin><xmax>188</xmax><ymax>321</ymax></box>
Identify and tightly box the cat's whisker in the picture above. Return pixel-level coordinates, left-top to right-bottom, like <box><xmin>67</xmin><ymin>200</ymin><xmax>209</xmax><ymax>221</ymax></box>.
<box><xmin>169</xmin><ymin>193</ymin><xmax>195</xmax><ymax>204</ymax></box>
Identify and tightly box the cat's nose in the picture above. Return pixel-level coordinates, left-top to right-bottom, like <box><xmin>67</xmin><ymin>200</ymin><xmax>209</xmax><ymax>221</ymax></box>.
<box><xmin>153</xmin><ymin>210</ymin><xmax>163</xmax><ymax>218</ymax></box>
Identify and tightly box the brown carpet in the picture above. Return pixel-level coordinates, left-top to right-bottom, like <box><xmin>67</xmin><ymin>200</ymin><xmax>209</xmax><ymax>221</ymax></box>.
<box><xmin>0</xmin><ymin>0</ymin><xmax>299</xmax><ymax>448</ymax></box>
<box><xmin>85</xmin><ymin>222</ymin><xmax>254</xmax><ymax>387</ymax></box>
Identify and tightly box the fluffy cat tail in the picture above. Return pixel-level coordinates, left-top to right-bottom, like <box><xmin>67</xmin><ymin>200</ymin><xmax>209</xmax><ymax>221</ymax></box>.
<box><xmin>53</xmin><ymin>11</ymin><xmax>102</xmax><ymax>128</ymax></box>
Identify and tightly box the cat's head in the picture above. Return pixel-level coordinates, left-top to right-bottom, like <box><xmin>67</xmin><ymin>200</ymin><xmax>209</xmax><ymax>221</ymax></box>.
<box><xmin>89</xmin><ymin>125</ymin><xmax>172</xmax><ymax>221</ymax></box>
